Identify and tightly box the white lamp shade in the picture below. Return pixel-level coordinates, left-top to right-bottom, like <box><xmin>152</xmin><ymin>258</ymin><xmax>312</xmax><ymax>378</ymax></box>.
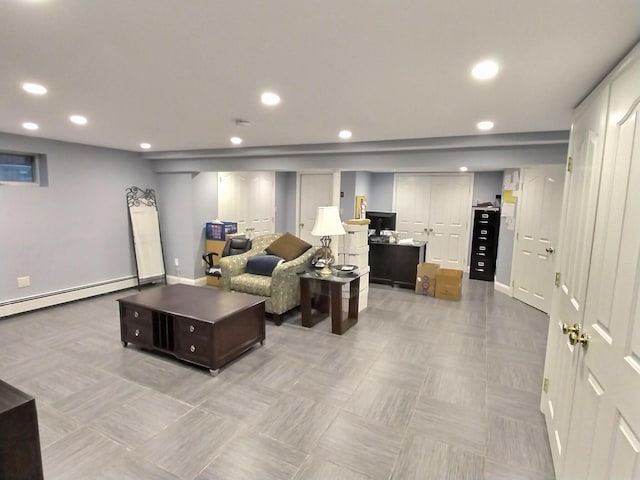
<box><xmin>311</xmin><ymin>206</ymin><xmax>346</xmax><ymax>236</ymax></box>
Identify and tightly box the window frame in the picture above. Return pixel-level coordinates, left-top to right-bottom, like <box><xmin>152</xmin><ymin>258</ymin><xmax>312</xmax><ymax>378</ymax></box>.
<box><xmin>0</xmin><ymin>150</ymin><xmax>42</xmax><ymax>186</ymax></box>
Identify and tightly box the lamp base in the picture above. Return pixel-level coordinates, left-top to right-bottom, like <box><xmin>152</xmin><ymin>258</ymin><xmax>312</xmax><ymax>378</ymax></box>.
<box><xmin>318</xmin><ymin>264</ymin><xmax>333</xmax><ymax>276</ymax></box>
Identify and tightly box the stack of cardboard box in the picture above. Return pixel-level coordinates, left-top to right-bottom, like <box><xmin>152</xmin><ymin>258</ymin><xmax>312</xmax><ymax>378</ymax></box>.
<box><xmin>415</xmin><ymin>263</ymin><xmax>463</xmax><ymax>300</ymax></box>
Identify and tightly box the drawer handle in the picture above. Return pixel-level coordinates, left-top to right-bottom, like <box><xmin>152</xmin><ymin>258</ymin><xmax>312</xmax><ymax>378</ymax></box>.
<box><xmin>190</xmin><ymin>345</ymin><xmax>196</xmax><ymax>353</ymax></box>
<box><xmin>189</xmin><ymin>325</ymin><xmax>195</xmax><ymax>333</ymax></box>
<box><xmin>481</xmin><ymin>230</ymin><xmax>488</xmax><ymax>235</ymax></box>
<box><xmin>478</xmin><ymin>262</ymin><xmax>485</xmax><ymax>266</ymax></box>
<box><xmin>135</xmin><ymin>329</ymin><xmax>140</xmax><ymax>337</ymax></box>
<box><xmin>134</xmin><ymin>311</ymin><xmax>139</xmax><ymax>318</ymax></box>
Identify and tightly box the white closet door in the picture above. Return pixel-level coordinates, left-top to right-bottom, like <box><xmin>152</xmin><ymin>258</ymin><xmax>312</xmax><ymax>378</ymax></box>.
<box><xmin>394</xmin><ymin>174</ymin><xmax>430</xmax><ymax>242</ymax></box>
<box><xmin>427</xmin><ymin>175</ymin><xmax>472</xmax><ymax>269</ymax></box>
<box><xmin>218</xmin><ymin>171</ymin><xmax>274</xmax><ymax>237</ymax></box>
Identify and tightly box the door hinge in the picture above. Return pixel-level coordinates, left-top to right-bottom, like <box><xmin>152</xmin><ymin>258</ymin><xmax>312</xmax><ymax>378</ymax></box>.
<box><xmin>543</xmin><ymin>378</ymin><xmax>549</xmax><ymax>393</ymax></box>
<box><xmin>555</xmin><ymin>272</ymin><xmax>561</xmax><ymax>287</ymax></box>
<box><xmin>567</xmin><ymin>156</ymin><xmax>574</xmax><ymax>173</ymax></box>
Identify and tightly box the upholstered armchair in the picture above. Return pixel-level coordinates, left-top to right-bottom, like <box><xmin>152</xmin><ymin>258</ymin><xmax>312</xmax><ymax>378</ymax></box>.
<box><xmin>220</xmin><ymin>233</ymin><xmax>318</xmax><ymax>325</ymax></box>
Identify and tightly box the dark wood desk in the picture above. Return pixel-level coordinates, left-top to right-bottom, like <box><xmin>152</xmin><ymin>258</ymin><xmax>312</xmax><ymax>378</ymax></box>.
<box><xmin>369</xmin><ymin>241</ymin><xmax>426</xmax><ymax>288</ymax></box>
<box><xmin>118</xmin><ymin>284</ymin><xmax>265</xmax><ymax>375</ymax></box>
<box><xmin>299</xmin><ymin>271</ymin><xmax>363</xmax><ymax>335</ymax></box>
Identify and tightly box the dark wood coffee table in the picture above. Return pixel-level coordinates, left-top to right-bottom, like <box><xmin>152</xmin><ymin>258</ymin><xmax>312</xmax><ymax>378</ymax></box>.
<box><xmin>118</xmin><ymin>284</ymin><xmax>265</xmax><ymax>376</ymax></box>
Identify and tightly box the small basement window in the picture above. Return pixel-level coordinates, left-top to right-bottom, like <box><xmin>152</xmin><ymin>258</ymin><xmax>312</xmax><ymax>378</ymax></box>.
<box><xmin>0</xmin><ymin>152</ymin><xmax>47</xmax><ymax>186</ymax></box>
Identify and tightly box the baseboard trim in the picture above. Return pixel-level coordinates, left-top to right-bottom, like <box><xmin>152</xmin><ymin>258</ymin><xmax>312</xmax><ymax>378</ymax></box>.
<box><xmin>166</xmin><ymin>275</ymin><xmax>207</xmax><ymax>287</ymax></box>
<box><xmin>494</xmin><ymin>281</ymin><xmax>513</xmax><ymax>297</ymax></box>
<box><xmin>0</xmin><ymin>276</ymin><xmax>138</xmax><ymax>318</ymax></box>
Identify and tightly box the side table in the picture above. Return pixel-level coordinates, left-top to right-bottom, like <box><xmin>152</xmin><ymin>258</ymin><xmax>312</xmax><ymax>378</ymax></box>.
<box><xmin>299</xmin><ymin>271</ymin><xmax>363</xmax><ymax>335</ymax></box>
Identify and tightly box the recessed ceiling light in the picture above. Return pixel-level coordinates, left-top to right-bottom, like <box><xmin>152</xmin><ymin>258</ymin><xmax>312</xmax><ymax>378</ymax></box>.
<box><xmin>477</xmin><ymin>120</ymin><xmax>495</xmax><ymax>131</ymax></box>
<box><xmin>22</xmin><ymin>82</ymin><xmax>47</xmax><ymax>95</ymax></box>
<box><xmin>459</xmin><ymin>166</ymin><xmax>468</xmax><ymax>172</ymax></box>
<box><xmin>140</xmin><ymin>142</ymin><xmax>151</xmax><ymax>149</ymax></box>
<box><xmin>69</xmin><ymin>115</ymin><xmax>88</xmax><ymax>125</ymax></box>
<box><xmin>230</xmin><ymin>137</ymin><xmax>243</xmax><ymax>145</ymax></box>
<box><xmin>22</xmin><ymin>122</ymin><xmax>39</xmax><ymax>130</ymax></box>
<box><xmin>261</xmin><ymin>92</ymin><xmax>280</xmax><ymax>106</ymax></box>
<box><xmin>471</xmin><ymin>60</ymin><xmax>499</xmax><ymax>80</ymax></box>
<box><xmin>339</xmin><ymin>130</ymin><xmax>352</xmax><ymax>140</ymax></box>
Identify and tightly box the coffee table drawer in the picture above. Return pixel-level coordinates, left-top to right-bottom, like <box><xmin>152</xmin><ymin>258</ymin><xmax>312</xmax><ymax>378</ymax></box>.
<box><xmin>175</xmin><ymin>335</ymin><xmax>212</xmax><ymax>365</ymax></box>
<box><xmin>122</xmin><ymin>318</ymin><xmax>154</xmax><ymax>347</ymax></box>
<box><xmin>175</xmin><ymin>317</ymin><xmax>212</xmax><ymax>340</ymax></box>
<box><xmin>121</xmin><ymin>305</ymin><xmax>153</xmax><ymax>324</ymax></box>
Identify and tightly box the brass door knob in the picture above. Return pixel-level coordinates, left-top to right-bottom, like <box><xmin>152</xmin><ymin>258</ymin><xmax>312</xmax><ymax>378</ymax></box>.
<box><xmin>569</xmin><ymin>332</ymin><xmax>590</xmax><ymax>347</ymax></box>
<box><xmin>562</xmin><ymin>322</ymin><xmax>581</xmax><ymax>335</ymax></box>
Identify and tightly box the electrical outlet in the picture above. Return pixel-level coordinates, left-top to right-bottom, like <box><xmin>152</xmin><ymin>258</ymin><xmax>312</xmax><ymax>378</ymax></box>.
<box><xmin>17</xmin><ymin>276</ymin><xmax>30</xmax><ymax>288</ymax></box>
<box><xmin>174</xmin><ymin>258</ymin><xmax>179</xmax><ymax>267</ymax></box>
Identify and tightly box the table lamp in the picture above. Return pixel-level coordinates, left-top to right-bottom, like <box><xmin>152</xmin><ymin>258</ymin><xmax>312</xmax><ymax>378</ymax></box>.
<box><xmin>311</xmin><ymin>206</ymin><xmax>346</xmax><ymax>276</ymax></box>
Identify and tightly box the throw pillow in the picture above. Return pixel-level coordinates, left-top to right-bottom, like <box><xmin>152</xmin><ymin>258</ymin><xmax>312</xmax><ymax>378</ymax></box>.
<box><xmin>246</xmin><ymin>254</ymin><xmax>285</xmax><ymax>276</ymax></box>
<box><xmin>265</xmin><ymin>232</ymin><xmax>312</xmax><ymax>261</ymax></box>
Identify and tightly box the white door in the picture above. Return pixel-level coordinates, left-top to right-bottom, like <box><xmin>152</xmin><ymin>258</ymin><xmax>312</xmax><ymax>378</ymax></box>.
<box><xmin>561</xmin><ymin>53</ymin><xmax>640</xmax><ymax>480</ymax></box>
<box><xmin>218</xmin><ymin>171</ymin><xmax>275</xmax><ymax>237</ymax></box>
<box><xmin>427</xmin><ymin>175</ymin><xmax>472</xmax><ymax>269</ymax></box>
<box><xmin>246</xmin><ymin>172</ymin><xmax>275</xmax><ymax>236</ymax></box>
<box><xmin>541</xmin><ymin>45</ymin><xmax>640</xmax><ymax>480</ymax></box>
<box><xmin>541</xmin><ymin>80</ymin><xmax>609</xmax><ymax>477</ymax></box>
<box><xmin>395</xmin><ymin>175</ymin><xmax>430</xmax><ymax>242</ymax></box>
<box><xmin>298</xmin><ymin>173</ymin><xmax>334</xmax><ymax>245</ymax></box>
<box><xmin>512</xmin><ymin>165</ymin><xmax>565</xmax><ymax>313</ymax></box>
<box><xmin>394</xmin><ymin>174</ymin><xmax>472</xmax><ymax>268</ymax></box>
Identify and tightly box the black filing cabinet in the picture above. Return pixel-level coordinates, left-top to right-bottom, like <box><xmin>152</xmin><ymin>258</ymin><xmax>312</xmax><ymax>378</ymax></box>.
<box><xmin>469</xmin><ymin>209</ymin><xmax>500</xmax><ymax>281</ymax></box>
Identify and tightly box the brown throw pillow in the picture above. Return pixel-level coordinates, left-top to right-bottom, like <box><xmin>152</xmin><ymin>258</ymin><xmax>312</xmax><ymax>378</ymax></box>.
<box><xmin>265</xmin><ymin>233</ymin><xmax>312</xmax><ymax>262</ymax></box>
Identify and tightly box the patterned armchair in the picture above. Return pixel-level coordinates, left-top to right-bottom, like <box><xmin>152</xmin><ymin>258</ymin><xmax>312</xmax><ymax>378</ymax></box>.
<box><xmin>220</xmin><ymin>233</ymin><xmax>318</xmax><ymax>325</ymax></box>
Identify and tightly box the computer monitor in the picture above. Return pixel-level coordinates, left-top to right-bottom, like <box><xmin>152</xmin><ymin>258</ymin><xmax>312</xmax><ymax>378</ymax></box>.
<box><xmin>366</xmin><ymin>211</ymin><xmax>397</xmax><ymax>234</ymax></box>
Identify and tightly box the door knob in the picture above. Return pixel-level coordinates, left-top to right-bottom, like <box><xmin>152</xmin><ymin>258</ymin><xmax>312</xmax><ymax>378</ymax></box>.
<box><xmin>562</xmin><ymin>322</ymin><xmax>580</xmax><ymax>335</ymax></box>
<box><xmin>546</xmin><ymin>247</ymin><xmax>555</xmax><ymax>254</ymax></box>
<box><xmin>569</xmin><ymin>331</ymin><xmax>590</xmax><ymax>347</ymax></box>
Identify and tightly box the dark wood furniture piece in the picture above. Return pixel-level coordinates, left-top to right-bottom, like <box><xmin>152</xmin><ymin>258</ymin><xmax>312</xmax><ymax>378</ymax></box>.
<box><xmin>299</xmin><ymin>271</ymin><xmax>363</xmax><ymax>335</ymax></box>
<box><xmin>368</xmin><ymin>241</ymin><xmax>426</xmax><ymax>288</ymax></box>
<box><xmin>118</xmin><ymin>284</ymin><xmax>265</xmax><ymax>376</ymax></box>
<box><xmin>469</xmin><ymin>208</ymin><xmax>500</xmax><ymax>281</ymax></box>
<box><xmin>0</xmin><ymin>380</ymin><xmax>44</xmax><ymax>480</ymax></box>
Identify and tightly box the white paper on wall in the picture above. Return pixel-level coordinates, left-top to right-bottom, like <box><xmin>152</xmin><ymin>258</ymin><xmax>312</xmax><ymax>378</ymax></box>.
<box><xmin>501</xmin><ymin>203</ymin><xmax>516</xmax><ymax>218</ymax></box>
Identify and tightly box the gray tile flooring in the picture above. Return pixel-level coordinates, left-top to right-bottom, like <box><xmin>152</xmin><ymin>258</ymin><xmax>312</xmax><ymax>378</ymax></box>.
<box><xmin>0</xmin><ymin>278</ymin><xmax>555</xmax><ymax>479</ymax></box>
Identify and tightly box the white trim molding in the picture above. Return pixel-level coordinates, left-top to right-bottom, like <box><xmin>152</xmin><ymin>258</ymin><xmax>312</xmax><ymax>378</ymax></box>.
<box><xmin>0</xmin><ymin>276</ymin><xmax>138</xmax><ymax>318</ymax></box>
<box><xmin>494</xmin><ymin>280</ymin><xmax>513</xmax><ymax>297</ymax></box>
<box><xmin>167</xmin><ymin>275</ymin><xmax>207</xmax><ymax>287</ymax></box>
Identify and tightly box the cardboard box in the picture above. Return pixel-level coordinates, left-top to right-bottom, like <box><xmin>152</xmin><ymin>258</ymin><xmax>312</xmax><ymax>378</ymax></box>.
<box><xmin>435</xmin><ymin>268</ymin><xmax>463</xmax><ymax>300</ymax></box>
<box><xmin>416</xmin><ymin>262</ymin><xmax>439</xmax><ymax>296</ymax></box>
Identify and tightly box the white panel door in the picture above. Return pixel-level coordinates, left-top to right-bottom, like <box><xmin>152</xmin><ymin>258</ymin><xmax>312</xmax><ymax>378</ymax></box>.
<box><xmin>218</xmin><ymin>171</ymin><xmax>275</xmax><ymax>237</ymax></box>
<box><xmin>246</xmin><ymin>172</ymin><xmax>275</xmax><ymax>236</ymax></box>
<box><xmin>512</xmin><ymin>165</ymin><xmax>565</xmax><ymax>313</ymax></box>
<box><xmin>427</xmin><ymin>175</ymin><xmax>472</xmax><ymax>268</ymax></box>
<box><xmin>541</xmin><ymin>45</ymin><xmax>640</xmax><ymax>480</ymax></box>
<box><xmin>562</xmin><ymin>53</ymin><xmax>640</xmax><ymax>480</ymax></box>
<box><xmin>541</xmin><ymin>83</ymin><xmax>609</xmax><ymax>476</ymax></box>
<box><xmin>299</xmin><ymin>173</ymin><xmax>334</xmax><ymax>245</ymax></box>
<box><xmin>394</xmin><ymin>174</ymin><xmax>430</xmax><ymax>242</ymax></box>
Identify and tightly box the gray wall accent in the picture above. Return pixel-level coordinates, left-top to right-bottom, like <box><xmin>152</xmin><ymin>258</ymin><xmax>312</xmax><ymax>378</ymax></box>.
<box><xmin>157</xmin><ymin>173</ymin><xmax>196</xmax><ymax>279</ymax></box>
<box><xmin>0</xmin><ymin>132</ymin><xmax>156</xmax><ymax>303</ymax></box>
<box><xmin>495</xmin><ymin>169</ymin><xmax>520</xmax><ymax>285</ymax></box>
<box><xmin>369</xmin><ymin>173</ymin><xmax>395</xmax><ymax>211</ymax></box>
<box><xmin>283</xmin><ymin>172</ymin><xmax>297</xmax><ymax>233</ymax></box>
<box><xmin>152</xmin><ymin>143</ymin><xmax>568</xmax><ymax>174</ymax></box>
<box><xmin>340</xmin><ymin>172</ymin><xmax>356</xmax><ymax>219</ymax></box>
<box><xmin>192</xmin><ymin>172</ymin><xmax>219</xmax><ymax>275</ymax></box>
<box><xmin>275</xmin><ymin>172</ymin><xmax>287</xmax><ymax>233</ymax></box>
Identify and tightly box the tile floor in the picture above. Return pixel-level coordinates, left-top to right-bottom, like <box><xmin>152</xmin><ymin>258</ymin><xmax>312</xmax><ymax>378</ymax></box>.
<box><xmin>0</xmin><ymin>278</ymin><xmax>555</xmax><ymax>479</ymax></box>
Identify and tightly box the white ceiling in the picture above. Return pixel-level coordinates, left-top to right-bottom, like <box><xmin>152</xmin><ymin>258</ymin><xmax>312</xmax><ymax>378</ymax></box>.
<box><xmin>1</xmin><ymin>0</ymin><xmax>639</xmax><ymax>153</ymax></box>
